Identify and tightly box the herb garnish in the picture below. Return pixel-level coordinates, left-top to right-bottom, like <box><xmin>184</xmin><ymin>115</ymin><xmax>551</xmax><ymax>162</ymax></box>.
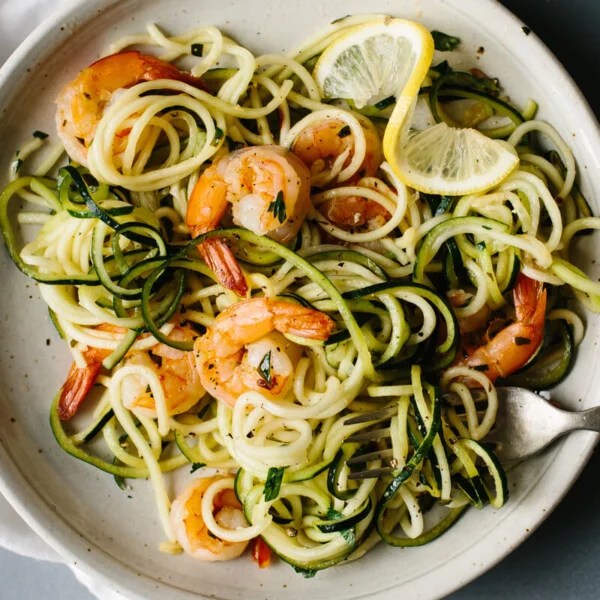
<box><xmin>431</xmin><ymin>31</ymin><xmax>461</xmax><ymax>52</ymax></box>
<box><xmin>257</xmin><ymin>350</ymin><xmax>273</xmax><ymax>387</ymax></box>
<box><xmin>263</xmin><ymin>466</ymin><xmax>285</xmax><ymax>501</ymax></box>
<box><xmin>268</xmin><ymin>191</ymin><xmax>287</xmax><ymax>223</ymax></box>
<box><xmin>337</xmin><ymin>125</ymin><xmax>351</xmax><ymax>137</ymax></box>
<box><xmin>191</xmin><ymin>43</ymin><xmax>204</xmax><ymax>56</ymax></box>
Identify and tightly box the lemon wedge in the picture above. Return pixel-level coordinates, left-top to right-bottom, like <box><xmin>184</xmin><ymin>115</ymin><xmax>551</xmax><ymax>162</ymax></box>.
<box><xmin>384</xmin><ymin>121</ymin><xmax>520</xmax><ymax>196</ymax></box>
<box><xmin>386</xmin><ymin>122</ymin><xmax>520</xmax><ymax>195</ymax></box>
<box><xmin>314</xmin><ymin>17</ymin><xmax>519</xmax><ymax>196</ymax></box>
<box><xmin>314</xmin><ymin>17</ymin><xmax>434</xmax><ymax>113</ymax></box>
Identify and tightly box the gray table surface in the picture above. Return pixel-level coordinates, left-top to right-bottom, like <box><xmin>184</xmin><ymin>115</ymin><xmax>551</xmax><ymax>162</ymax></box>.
<box><xmin>1</xmin><ymin>1</ymin><xmax>599</xmax><ymax>599</ymax></box>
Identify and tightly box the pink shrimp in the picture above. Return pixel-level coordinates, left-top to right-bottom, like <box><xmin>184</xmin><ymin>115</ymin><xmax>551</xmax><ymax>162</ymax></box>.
<box><xmin>193</xmin><ymin>297</ymin><xmax>335</xmax><ymax>406</ymax></box>
<box><xmin>461</xmin><ymin>274</ymin><xmax>547</xmax><ymax>381</ymax></box>
<box><xmin>170</xmin><ymin>476</ymin><xmax>249</xmax><ymax>561</ymax></box>
<box><xmin>58</xmin><ymin>345</ymin><xmax>110</xmax><ymax>420</ymax></box>
<box><xmin>290</xmin><ymin>116</ymin><xmax>382</xmax><ymax>183</ymax></box>
<box><xmin>291</xmin><ymin>116</ymin><xmax>388</xmax><ymax>228</ymax></box>
<box><xmin>55</xmin><ymin>51</ymin><xmax>204</xmax><ymax>165</ymax></box>
<box><xmin>58</xmin><ymin>324</ymin><xmax>203</xmax><ymax>420</ymax></box>
<box><xmin>185</xmin><ymin>145</ymin><xmax>311</xmax><ymax>297</ymax></box>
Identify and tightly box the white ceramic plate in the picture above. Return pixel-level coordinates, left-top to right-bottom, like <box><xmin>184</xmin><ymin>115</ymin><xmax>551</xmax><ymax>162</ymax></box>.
<box><xmin>0</xmin><ymin>1</ymin><xmax>598</xmax><ymax>598</ymax></box>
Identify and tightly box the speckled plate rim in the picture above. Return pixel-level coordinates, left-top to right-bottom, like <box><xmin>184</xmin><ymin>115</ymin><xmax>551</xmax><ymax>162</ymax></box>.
<box><xmin>0</xmin><ymin>0</ymin><xmax>598</xmax><ymax>599</ymax></box>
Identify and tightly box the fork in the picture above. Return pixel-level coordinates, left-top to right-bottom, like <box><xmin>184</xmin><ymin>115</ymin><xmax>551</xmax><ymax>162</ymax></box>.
<box><xmin>344</xmin><ymin>386</ymin><xmax>600</xmax><ymax>479</ymax></box>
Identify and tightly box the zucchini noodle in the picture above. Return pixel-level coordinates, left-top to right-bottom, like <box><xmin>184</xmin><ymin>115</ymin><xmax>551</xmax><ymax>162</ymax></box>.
<box><xmin>0</xmin><ymin>15</ymin><xmax>597</xmax><ymax>576</ymax></box>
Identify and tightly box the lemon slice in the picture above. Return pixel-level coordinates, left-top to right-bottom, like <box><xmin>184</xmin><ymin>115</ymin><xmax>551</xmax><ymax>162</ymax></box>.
<box><xmin>314</xmin><ymin>18</ymin><xmax>434</xmax><ymax>111</ymax></box>
<box><xmin>385</xmin><ymin>121</ymin><xmax>520</xmax><ymax>195</ymax></box>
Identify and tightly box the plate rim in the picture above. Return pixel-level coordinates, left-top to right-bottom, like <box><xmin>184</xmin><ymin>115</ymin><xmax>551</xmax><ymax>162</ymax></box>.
<box><xmin>0</xmin><ymin>0</ymin><xmax>598</xmax><ymax>598</ymax></box>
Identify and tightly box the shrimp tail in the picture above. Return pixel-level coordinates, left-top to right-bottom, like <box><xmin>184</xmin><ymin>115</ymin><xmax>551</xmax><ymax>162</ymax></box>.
<box><xmin>514</xmin><ymin>272</ymin><xmax>546</xmax><ymax>321</ymax></box>
<box><xmin>462</xmin><ymin>273</ymin><xmax>547</xmax><ymax>381</ymax></box>
<box><xmin>199</xmin><ymin>238</ymin><xmax>249</xmax><ymax>297</ymax></box>
<box><xmin>58</xmin><ymin>361</ymin><xmax>102</xmax><ymax>420</ymax></box>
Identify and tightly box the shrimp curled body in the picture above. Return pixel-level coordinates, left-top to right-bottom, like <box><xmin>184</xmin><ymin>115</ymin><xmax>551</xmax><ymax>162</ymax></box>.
<box><xmin>194</xmin><ymin>298</ymin><xmax>335</xmax><ymax>406</ymax></box>
<box><xmin>55</xmin><ymin>51</ymin><xmax>203</xmax><ymax>166</ymax></box>
<box><xmin>170</xmin><ymin>476</ymin><xmax>249</xmax><ymax>561</ymax></box>
<box><xmin>462</xmin><ymin>273</ymin><xmax>547</xmax><ymax>381</ymax></box>
<box><xmin>291</xmin><ymin>116</ymin><xmax>387</xmax><ymax>228</ymax></box>
<box><xmin>291</xmin><ymin>116</ymin><xmax>382</xmax><ymax>185</ymax></box>
<box><xmin>185</xmin><ymin>145</ymin><xmax>311</xmax><ymax>296</ymax></box>
<box><xmin>58</xmin><ymin>324</ymin><xmax>204</xmax><ymax>420</ymax></box>
<box><xmin>121</xmin><ymin>326</ymin><xmax>204</xmax><ymax>419</ymax></box>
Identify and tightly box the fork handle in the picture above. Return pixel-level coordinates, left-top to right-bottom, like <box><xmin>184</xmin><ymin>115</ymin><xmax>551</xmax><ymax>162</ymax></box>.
<box><xmin>567</xmin><ymin>406</ymin><xmax>600</xmax><ymax>433</ymax></box>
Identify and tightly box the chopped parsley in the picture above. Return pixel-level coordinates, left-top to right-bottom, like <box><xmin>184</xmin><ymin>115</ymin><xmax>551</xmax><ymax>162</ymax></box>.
<box><xmin>431</xmin><ymin>31</ymin><xmax>461</xmax><ymax>52</ymax></box>
<box><xmin>191</xmin><ymin>43</ymin><xmax>204</xmax><ymax>56</ymax></box>
<box><xmin>267</xmin><ymin>190</ymin><xmax>287</xmax><ymax>223</ymax></box>
<box><xmin>257</xmin><ymin>350</ymin><xmax>273</xmax><ymax>386</ymax></box>
<box><xmin>293</xmin><ymin>566</ymin><xmax>317</xmax><ymax>578</ymax></box>
<box><xmin>263</xmin><ymin>466</ymin><xmax>285</xmax><ymax>501</ymax></box>
<box><xmin>337</xmin><ymin>125</ymin><xmax>351</xmax><ymax>138</ymax></box>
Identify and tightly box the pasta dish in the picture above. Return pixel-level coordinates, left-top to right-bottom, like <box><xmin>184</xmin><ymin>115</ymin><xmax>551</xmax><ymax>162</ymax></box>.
<box><xmin>0</xmin><ymin>15</ymin><xmax>596</xmax><ymax>574</ymax></box>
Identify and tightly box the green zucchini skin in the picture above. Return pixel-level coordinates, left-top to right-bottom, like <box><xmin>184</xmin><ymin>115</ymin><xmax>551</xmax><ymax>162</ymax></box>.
<box><xmin>344</xmin><ymin>280</ymin><xmax>459</xmax><ymax>370</ymax></box>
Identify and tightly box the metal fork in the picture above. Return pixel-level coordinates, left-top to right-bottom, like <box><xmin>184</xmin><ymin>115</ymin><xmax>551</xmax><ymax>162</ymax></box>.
<box><xmin>344</xmin><ymin>386</ymin><xmax>600</xmax><ymax>479</ymax></box>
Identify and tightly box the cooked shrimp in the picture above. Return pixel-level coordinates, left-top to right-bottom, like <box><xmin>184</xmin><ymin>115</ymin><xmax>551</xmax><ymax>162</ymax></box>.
<box><xmin>291</xmin><ymin>115</ymin><xmax>382</xmax><ymax>185</ymax></box>
<box><xmin>461</xmin><ymin>273</ymin><xmax>546</xmax><ymax>381</ymax></box>
<box><xmin>121</xmin><ymin>325</ymin><xmax>204</xmax><ymax>419</ymax></box>
<box><xmin>319</xmin><ymin>193</ymin><xmax>390</xmax><ymax>229</ymax></box>
<box><xmin>58</xmin><ymin>345</ymin><xmax>110</xmax><ymax>420</ymax></box>
<box><xmin>194</xmin><ymin>298</ymin><xmax>335</xmax><ymax>406</ymax></box>
<box><xmin>291</xmin><ymin>115</ymin><xmax>387</xmax><ymax>229</ymax></box>
<box><xmin>170</xmin><ymin>475</ymin><xmax>249</xmax><ymax>561</ymax></box>
<box><xmin>58</xmin><ymin>324</ymin><xmax>203</xmax><ymax>420</ymax></box>
<box><xmin>185</xmin><ymin>145</ymin><xmax>311</xmax><ymax>296</ymax></box>
<box><xmin>56</xmin><ymin>51</ymin><xmax>204</xmax><ymax>165</ymax></box>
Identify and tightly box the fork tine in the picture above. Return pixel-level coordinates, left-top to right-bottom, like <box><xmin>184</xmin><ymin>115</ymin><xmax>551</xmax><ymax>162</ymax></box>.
<box><xmin>346</xmin><ymin>427</ymin><xmax>391</xmax><ymax>443</ymax></box>
<box><xmin>346</xmin><ymin>448</ymin><xmax>394</xmax><ymax>465</ymax></box>
<box><xmin>348</xmin><ymin>466</ymin><xmax>393</xmax><ymax>480</ymax></box>
<box><xmin>344</xmin><ymin>407</ymin><xmax>396</xmax><ymax>426</ymax></box>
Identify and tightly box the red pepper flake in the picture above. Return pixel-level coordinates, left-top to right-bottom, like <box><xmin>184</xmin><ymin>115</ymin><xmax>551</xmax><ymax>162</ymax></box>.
<box><xmin>252</xmin><ymin>537</ymin><xmax>272</xmax><ymax>569</ymax></box>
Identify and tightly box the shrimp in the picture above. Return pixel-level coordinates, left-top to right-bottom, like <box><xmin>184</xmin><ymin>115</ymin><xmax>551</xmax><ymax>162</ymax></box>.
<box><xmin>120</xmin><ymin>325</ymin><xmax>204</xmax><ymax>419</ymax></box>
<box><xmin>319</xmin><ymin>194</ymin><xmax>390</xmax><ymax>230</ymax></box>
<box><xmin>55</xmin><ymin>51</ymin><xmax>204</xmax><ymax>165</ymax></box>
<box><xmin>291</xmin><ymin>116</ymin><xmax>388</xmax><ymax>229</ymax></box>
<box><xmin>58</xmin><ymin>324</ymin><xmax>203</xmax><ymax>420</ymax></box>
<box><xmin>194</xmin><ymin>298</ymin><xmax>335</xmax><ymax>406</ymax></box>
<box><xmin>291</xmin><ymin>115</ymin><xmax>382</xmax><ymax>184</ymax></box>
<box><xmin>58</xmin><ymin>345</ymin><xmax>110</xmax><ymax>420</ymax></box>
<box><xmin>185</xmin><ymin>145</ymin><xmax>311</xmax><ymax>296</ymax></box>
<box><xmin>170</xmin><ymin>476</ymin><xmax>249</xmax><ymax>561</ymax></box>
<box><xmin>461</xmin><ymin>273</ymin><xmax>547</xmax><ymax>381</ymax></box>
